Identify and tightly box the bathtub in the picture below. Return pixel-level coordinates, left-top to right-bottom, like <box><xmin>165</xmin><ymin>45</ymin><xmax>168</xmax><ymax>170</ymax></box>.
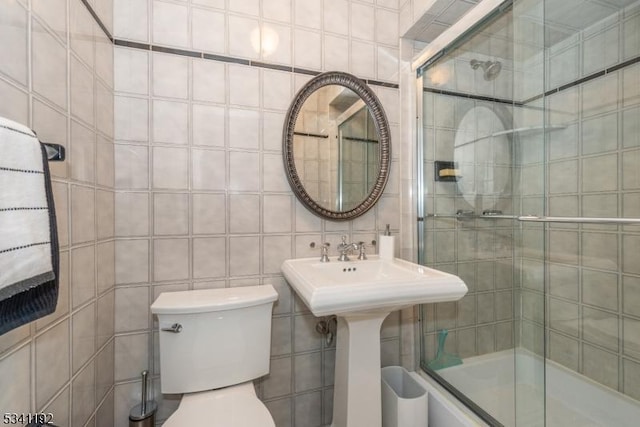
<box><xmin>411</xmin><ymin>349</ymin><xmax>640</xmax><ymax>427</ymax></box>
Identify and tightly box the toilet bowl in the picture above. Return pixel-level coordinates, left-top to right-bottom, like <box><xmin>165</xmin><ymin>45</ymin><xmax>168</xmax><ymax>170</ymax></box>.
<box><xmin>162</xmin><ymin>383</ymin><xmax>275</xmax><ymax>427</ymax></box>
<box><xmin>151</xmin><ymin>285</ymin><xmax>278</xmax><ymax>426</ymax></box>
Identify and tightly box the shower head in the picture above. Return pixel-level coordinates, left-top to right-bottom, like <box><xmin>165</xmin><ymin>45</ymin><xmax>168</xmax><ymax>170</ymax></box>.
<box><xmin>470</xmin><ymin>59</ymin><xmax>502</xmax><ymax>81</ymax></box>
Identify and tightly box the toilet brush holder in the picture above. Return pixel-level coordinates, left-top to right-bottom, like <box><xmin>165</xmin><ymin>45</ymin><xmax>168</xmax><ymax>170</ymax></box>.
<box><xmin>129</xmin><ymin>370</ymin><xmax>157</xmax><ymax>427</ymax></box>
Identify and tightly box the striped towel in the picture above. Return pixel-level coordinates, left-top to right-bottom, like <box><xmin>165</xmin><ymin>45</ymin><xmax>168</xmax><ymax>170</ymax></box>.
<box><xmin>0</xmin><ymin>117</ymin><xmax>59</xmax><ymax>335</ymax></box>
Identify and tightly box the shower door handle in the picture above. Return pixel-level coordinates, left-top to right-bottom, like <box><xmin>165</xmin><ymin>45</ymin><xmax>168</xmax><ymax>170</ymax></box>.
<box><xmin>517</xmin><ymin>216</ymin><xmax>640</xmax><ymax>224</ymax></box>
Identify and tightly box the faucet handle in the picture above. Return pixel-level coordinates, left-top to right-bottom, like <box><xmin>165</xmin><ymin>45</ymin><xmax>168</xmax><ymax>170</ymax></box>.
<box><xmin>357</xmin><ymin>242</ymin><xmax>367</xmax><ymax>260</ymax></box>
<box><xmin>320</xmin><ymin>242</ymin><xmax>330</xmax><ymax>263</ymax></box>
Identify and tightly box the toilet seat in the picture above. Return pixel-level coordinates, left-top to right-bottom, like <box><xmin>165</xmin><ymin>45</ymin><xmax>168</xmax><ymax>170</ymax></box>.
<box><xmin>163</xmin><ymin>382</ymin><xmax>275</xmax><ymax>427</ymax></box>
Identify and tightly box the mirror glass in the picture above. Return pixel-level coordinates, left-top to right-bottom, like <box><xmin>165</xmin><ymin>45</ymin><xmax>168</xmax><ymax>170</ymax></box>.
<box><xmin>283</xmin><ymin>72</ymin><xmax>391</xmax><ymax>221</ymax></box>
<box><xmin>454</xmin><ymin>105</ymin><xmax>511</xmax><ymax>210</ymax></box>
<box><xmin>292</xmin><ymin>85</ymin><xmax>380</xmax><ymax>212</ymax></box>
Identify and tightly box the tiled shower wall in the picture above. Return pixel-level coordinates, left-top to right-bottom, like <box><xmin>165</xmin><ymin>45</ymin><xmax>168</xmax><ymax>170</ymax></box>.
<box><xmin>518</xmin><ymin>3</ymin><xmax>640</xmax><ymax>400</ymax></box>
<box><xmin>112</xmin><ymin>1</ymin><xmax>403</xmax><ymax>426</ymax></box>
<box><xmin>0</xmin><ymin>0</ymin><xmax>116</xmax><ymax>426</ymax></box>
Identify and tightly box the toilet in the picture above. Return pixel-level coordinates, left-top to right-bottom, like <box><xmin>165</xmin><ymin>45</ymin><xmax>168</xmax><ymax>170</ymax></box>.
<box><xmin>150</xmin><ymin>285</ymin><xmax>278</xmax><ymax>426</ymax></box>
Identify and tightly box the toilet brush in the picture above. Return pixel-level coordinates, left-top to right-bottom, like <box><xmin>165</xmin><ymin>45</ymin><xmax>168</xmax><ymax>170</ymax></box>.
<box><xmin>129</xmin><ymin>370</ymin><xmax>157</xmax><ymax>427</ymax></box>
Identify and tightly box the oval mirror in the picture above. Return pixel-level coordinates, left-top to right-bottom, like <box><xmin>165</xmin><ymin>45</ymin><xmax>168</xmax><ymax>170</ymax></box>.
<box><xmin>283</xmin><ymin>72</ymin><xmax>391</xmax><ymax>220</ymax></box>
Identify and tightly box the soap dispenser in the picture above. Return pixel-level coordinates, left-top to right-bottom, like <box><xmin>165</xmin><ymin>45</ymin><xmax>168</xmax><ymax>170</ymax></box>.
<box><xmin>379</xmin><ymin>224</ymin><xmax>395</xmax><ymax>260</ymax></box>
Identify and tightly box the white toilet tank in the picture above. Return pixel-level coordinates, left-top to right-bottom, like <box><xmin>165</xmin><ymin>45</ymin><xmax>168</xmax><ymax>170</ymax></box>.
<box><xmin>151</xmin><ymin>285</ymin><xmax>278</xmax><ymax>394</ymax></box>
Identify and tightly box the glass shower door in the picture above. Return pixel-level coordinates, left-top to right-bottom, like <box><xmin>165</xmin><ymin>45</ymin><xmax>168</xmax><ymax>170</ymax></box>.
<box><xmin>417</xmin><ymin>1</ymin><xmax>546</xmax><ymax>425</ymax></box>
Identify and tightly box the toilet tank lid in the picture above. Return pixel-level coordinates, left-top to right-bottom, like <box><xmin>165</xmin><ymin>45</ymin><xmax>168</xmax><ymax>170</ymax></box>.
<box><xmin>151</xmin><ymin>285</ymin><xmax>278</xmax><ymax>314</ymax></box>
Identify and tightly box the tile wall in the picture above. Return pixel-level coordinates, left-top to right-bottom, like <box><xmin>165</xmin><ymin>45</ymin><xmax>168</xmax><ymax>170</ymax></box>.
<box><xmin>112</xmin><ymin>1</ymin><xmax>403</xmax><ymax>426</ymax></box>
<box><xmin>519</xmin><ymin>2</ymin><xmax>640</xmax><ymax>400</ymax></box>
<box><xmin>0</xmin><ymin>0</ymin><xmax>115</xmax><ymax>426</ymax></box>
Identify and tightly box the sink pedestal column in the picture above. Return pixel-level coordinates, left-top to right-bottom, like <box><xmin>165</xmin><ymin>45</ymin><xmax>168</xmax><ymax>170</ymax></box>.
<box><xmin>331</xmin><ymin>311</ymin><xmax>389</xmax><ymax>427</ymax></box>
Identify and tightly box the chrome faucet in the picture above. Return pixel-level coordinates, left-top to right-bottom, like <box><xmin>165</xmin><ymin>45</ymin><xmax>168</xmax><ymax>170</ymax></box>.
<box><xmin>337</xmin><ymin>235</ymin><xmax>359</xmax><ymax>262</ymax></box>
<box><xmin>320</xmin><ymin>243</ymin><xmax>330</xmax><ymax>263</ymax></box>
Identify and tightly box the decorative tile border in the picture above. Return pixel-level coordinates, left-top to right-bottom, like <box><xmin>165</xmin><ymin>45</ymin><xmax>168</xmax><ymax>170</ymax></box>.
<box><xmin>84</xmin><ymin>2</ymin><xmax>399</xmax><ymax>89</ymax></box>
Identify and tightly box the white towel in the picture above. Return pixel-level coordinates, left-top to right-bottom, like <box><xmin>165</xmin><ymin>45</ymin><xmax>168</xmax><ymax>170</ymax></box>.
<box><xmin>0</xmin><ymin>116</ymin><xmax>59</xmax><ymax>335</ymax></box>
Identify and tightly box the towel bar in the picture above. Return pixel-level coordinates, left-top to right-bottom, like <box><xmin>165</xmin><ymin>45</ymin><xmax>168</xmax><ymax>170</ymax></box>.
<box><xmin>41</xmin><ymin>143</ymin><xmax>65</xmax><ymax>161</ymax></box>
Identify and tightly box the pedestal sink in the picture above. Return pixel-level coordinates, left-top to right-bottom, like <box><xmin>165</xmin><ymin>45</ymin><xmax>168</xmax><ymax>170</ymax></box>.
<box><xmin>281</xmin><ymin>256</ymin><xmax>468</xmax><ymax>427</ymax></box>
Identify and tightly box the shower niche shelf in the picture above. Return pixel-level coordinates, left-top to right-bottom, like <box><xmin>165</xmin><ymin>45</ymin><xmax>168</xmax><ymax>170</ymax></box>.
<box><xmin>434</xmin><ymin>161</ymin><xmax>461</xmax><ymax>182</ymax></box>
<box><xmin>454</xmin><ymin>124</ymin><xmax>566</xmax><ymax>148</ymax></box>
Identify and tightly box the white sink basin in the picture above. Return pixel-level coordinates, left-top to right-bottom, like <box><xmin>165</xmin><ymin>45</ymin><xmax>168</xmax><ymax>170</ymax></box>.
<box><xmin>281</xmin><ymin>255</ymin><xmax>468</xmax><ymax>316</ymax></box>
<box><xmin>281</xmin><ymin>255</ymin><xmax>467</xmax><ymax>427</ymax></box>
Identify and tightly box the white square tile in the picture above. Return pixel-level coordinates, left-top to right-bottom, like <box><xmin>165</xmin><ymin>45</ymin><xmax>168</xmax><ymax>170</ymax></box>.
<box><xmin>351</xmin><ymin>3</ymin><xmax>375</xmax><ymax>41</ymax></box>
<box><xmin>96</xmin><ymin>189</ymin><xmax>115</xmax><ymax>240</ymax></box>
<box><xmin>294</xmin><ymin>0</ymin><xmax>321</xmax><ymax>29</ymax></box>
<box><xmin>32</xmin><ymin>21</ymin><xmax>67</xmax><ymax>109</ymax></box>
<box><xmin>193</xmin><ymin>104</ymin><xmax>226</xmax><ymax>147</ymax></box>
<box><xmin>229</xmin><ymin>151</ymin><xmax>260</xmax><ymax>191</ymax></box>
<box><xmin>153</xmin><ymin>0</ymin><xmax>189</xmax><ymax>47</ymax></box>
<box><xmin>71</xmin><ymin>245</ymin><xmax>96</xmax><ymax>307</ymax></box>
<box><xmin>153</xmin><ymin>53</ymin><xmax>188</xmax><ymax>99</ymax></box>
<box><xmin>115</xmin><ymin>288</ymin><xmax>149</xmax><ymax>333</ymax></box>
<box><xmin>192</xmin><ymin>148</ymin><xmax>226</xmax><ymax>190</ymax></box>
<box><xmin>72</xmin><ymin>303</ymin><xmax>95</xmax><ymax>373</ymax></box>
<box><xmin>114</xmin><ymin>333</ymin><xmax>149</xmax><ymax>380</ymax></box>
<box><xmin>115</xmin><ymin>192</ymin><xmax>149</xmax><ymax>237</ymax></box>
<box><xmin>115</xmin><ymin>96</ymin><xmax>149</xmax><ymax>141</ymax></box>
<box><xmin>623</xmin><ymin>63</ymin><xmax>640</xmax><ymax>108</ymax></box>
<box><xmin>154</xmin><ymin>238</ymin><xmax>189</xmax><ymax>281</ymax></box>
<box><xmin>263</xmin><ymin>153</ymin><xmax>290</xmax><ymax>192</ymax></box>
<box><xmin>192</xmin><ymin>59</ymin><xmax>226</xmax><ymax>103</ymax></box>
<box><xmin>32</xmin><ymin>0</ymin><xmax>67</xmax><ymax>38</ymax></box>
<box><xmin>115</xmin><ymin>47</ymin><xmax>149</xmax><ymax>95</ymax></box>
<box><xmin>35</xmin><ymin>321</ymin><xmax>68</xmax><ymax>408</ymax></box>
<box><xmin>263</xmin><ymin>235</ymin><xmax>292</xmax><ymax>274</ymax></box>
<box><xmin>230</xmin><ymin>236</ymin><xmax>260</xmax><ymax>276</ymax></box>
<box><xmin>192</xmin><ymin>193</ymin><xmax>226</xmax><ymax>234</ymax></box>
<box><xmin>193</xmin><ymin>237</ymin><xmax>227</xmax><ymax>278</ymax></box>
<box><xmin>264</xmin><ymin>194</ymin><xmax>292</xmax><ymax>233</ymax></box>
<box><xmin>0</xmin><ymin>0</ymin><xmax>28</xmax><ymax>86</ymax></box>
<box><xmin>71</xmin><ymin>185</ymin><xmax>95</xmax><ymax>244</ymax></box>
<box><xmin>71</xmin><ymin>361</ymin><xmax>95</xmax><ymax>426</ymax></box>
<box><xmin>114</xmin><ymin>0</ymin><xmax>148</xmax><ymax>41</ymax></box>
<box><xmin>229</xmin><ymin>65</ymin><xmax>260</xmax><ymax>107</ymax></box>
<box><xmin>376</xmin><ymin>8</ymin><xmax>399</xmax><ymax>45</ymax></box>
<box><xmin>114</xmin><ymin>144</ymin><xmax>149</xmax><ymax>189</ymax></box>
<box><xmin>264</xmin><ymin>0</ymin><xmax>291</xmax><ymax>23</ymax></box>
<box><xmin>96</xmin><ymin>81</ymin><xmax>114</xmax><ymax>138</ymax></box>
<box><xmin>324</xmin><ymin>35</ymin><xmax>349</xmax><ymax>72</ymax></box>
<box><xmin>295</xmin><ymin>199</ymin><xmax>322</xmax><ymax>232</ymax></box>
<box><xmin>0</xmin><ymin>80</ymin><xmax>28</xmax><ymax>125</ymax></box>
<box><xmin>70</xmin><ymin>121</ymin><xmax>96</xmax><ymax>184</ymax></box>
<box><xmin>154</xmin><ymin>193</ymin><xmax>189</xmax><ymax>235</ymax></box>
<box><xmin>115</xmin><ymin>239</ymin><xmax>149</xmax><ymax>284</ymax></box>
<box><xmin>351</xmin><ymin>40</ymin><xmax>376</xmax><ymax>79</ymax></box>
<box><xmin>294</xmin><ymin>29</ymin><xmax>321</xmax><ymax>70</ymax></box>
<box><xmin>263</xmin><ymin>70</ymin><xmax>292</xmax><ymax>110</ymax></box>
<box><xmin>153</xmin><ymin>100</ymin><xmax>189</xmax><ymax>144</ymax></box>
<box><xmin>70</xmin><ymin>57</ymin><xmax>95</xmax><ymax>125</ymax></box>
<box><xmin>229</xmin><ymin>15</ymin><xmax>260</xmax><ymax>59</ymax></box>
<box><xmin>229</xmin><ymin>108</ymin><xmax>260</xmax><ymax>149</ymax></box>
<box><xmin>324</xmin><ymin>0</ymin><xmax>349</xmax><ymax>35</ymax></box>
<box><xmin>193</xmin><ymin>0</ymin><xmax>224</xmax><ymax>8</ymax></box>
<box><xmin>582</xmin><ymin>73</ymin><xmax>619</xmax><ymax>117</ymax></box>
<box><xmin>263</xmin><ymin>111</ymin><xmax>285</xmax><ymax>151</ymax></box>
<box><xmin>95</xmin><ymin>31</ymin><xmax>114</xmax><ymax>88</ymax></box>
<box><xmin>229</xmin><ymin>0</ymin><xmax>259</xmax><ymax>15</ymax></box>
<box><xmin>261</xmin><ymin>23</ymin><xmax>291</xmax><ymax>64</ymax></box>
<box><xmin>375</xmin><ymin>86</ymin><xmax>399</xmax><ymax>124</ymax></box>
<box><xmin>230</xmin><ymin>194</ymin><xmax>260</xmax><ymax>233</ymax></box>
<box><xmin>192</xmin><ymin>7</ymin><xmax>226</xmax><ymax>54</ymax></box>
<box><xmin>377</xmin><ymin>46</ymin><xmax>399</xmax><ymax>81</ymax></box>
<box><xmin>152</xmin><ymin>146</ymin><xmax>189</xmax><ymax>189</ymax></box>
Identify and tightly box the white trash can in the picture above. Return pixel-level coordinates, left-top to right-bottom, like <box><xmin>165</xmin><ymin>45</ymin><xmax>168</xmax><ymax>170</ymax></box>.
<box><xmin>381</xmin><ymin>366</ymin><xmax>428</xmax><ymax>427</ymax></box>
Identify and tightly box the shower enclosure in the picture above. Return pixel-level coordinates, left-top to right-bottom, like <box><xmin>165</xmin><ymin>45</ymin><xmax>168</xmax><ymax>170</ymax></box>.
<box><xmin>417</xmin><ymin>0</ymin><xmax>640</xmax><ymax>425</ymax></box>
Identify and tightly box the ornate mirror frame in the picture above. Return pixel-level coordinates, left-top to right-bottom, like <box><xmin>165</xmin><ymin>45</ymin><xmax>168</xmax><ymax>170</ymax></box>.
<box><xmin>282</xmin><ymin>71</ymin><xmax>391</xmax><ymax>221</ymax></box>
